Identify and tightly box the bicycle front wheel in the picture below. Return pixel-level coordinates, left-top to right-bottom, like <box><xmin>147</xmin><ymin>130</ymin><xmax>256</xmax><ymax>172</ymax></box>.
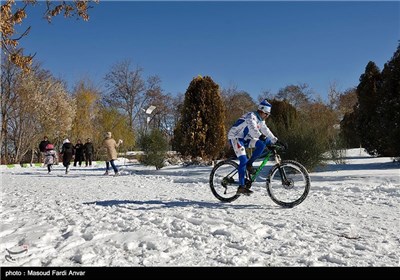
<box><xmin>209</xmin><ymin>160</ymin><xmax>241</xmax><ymax>203</ymax></box>
<box><xmin>266</xmin><ymin>160</ymin><xmax>310</xmax><ymax>208</ymax></box>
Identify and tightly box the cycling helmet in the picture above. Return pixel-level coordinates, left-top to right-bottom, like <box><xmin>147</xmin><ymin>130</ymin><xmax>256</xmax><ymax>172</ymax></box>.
<box><xmin>258</xmin><ymin>99</ymin><xmax>272</xmax><ymax>114</ymax></box>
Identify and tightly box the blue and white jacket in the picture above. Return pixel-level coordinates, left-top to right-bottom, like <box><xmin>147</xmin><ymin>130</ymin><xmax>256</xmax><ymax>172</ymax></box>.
<box><xmin>228</xmin><ymin>111</ymin><xmax>277</xmax><ymax>144</ymax></box>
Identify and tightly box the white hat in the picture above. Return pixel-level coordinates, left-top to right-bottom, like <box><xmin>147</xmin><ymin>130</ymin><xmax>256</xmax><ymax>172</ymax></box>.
<box><xmin>63</xmin><ymin>139</ymin><xmax>70</xmax><ymax>144</ymax></box>
<box><xmin>258</xmin><ymin>99</ymin><xmax>272</xmax><ymax>114</ymax></box>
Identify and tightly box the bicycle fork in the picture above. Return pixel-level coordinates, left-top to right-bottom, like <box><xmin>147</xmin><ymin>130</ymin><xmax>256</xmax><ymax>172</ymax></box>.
<box><xmin>275</xmin><ymin>154</ymin><xmax>292</xmax><ymax>187</ymax></box>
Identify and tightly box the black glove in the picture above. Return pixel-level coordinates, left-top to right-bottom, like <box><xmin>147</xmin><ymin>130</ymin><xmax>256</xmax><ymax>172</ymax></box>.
<box><xmin>259</xmin><ymin>134</ymin><xmax>267</xmax><ymax>141</ymax></box>
<box><xmin>276</xmin><ymin>140</ymin><xmax>288</xmax><ymax>150</ymax></box>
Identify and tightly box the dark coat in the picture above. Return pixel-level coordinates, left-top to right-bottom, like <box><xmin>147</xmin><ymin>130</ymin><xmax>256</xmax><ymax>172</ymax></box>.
<box><xmin>61</xmin><ymin>142</ymin><xmax>74</xmax><ymax>167</ymax></box>
<box><xmin>39</xmin><ymin>140</ymin><xmax>49</xmax><ymax>152</ymax></box>
<box><xmin>84</xmin><ymin>142</ymin><xmax>94</xmax><ymax>155</ymax></box>
<box><xmin>74</xmin><ymin>143</ymin><xmax>84</xmax><ymax>159</ymax></box>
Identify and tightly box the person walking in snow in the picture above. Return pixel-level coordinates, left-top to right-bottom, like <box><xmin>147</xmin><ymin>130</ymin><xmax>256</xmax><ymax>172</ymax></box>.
<box><xmin>228</xmin><ymin>99</ymin><xmax>286</xmax><ymax>196</ymax></box>
<box><xmin>83</xmin><ymin>138</ymin><xmax>94</xmax><ymax>167</ymax></box>
<box><xmin>102</xmin><ymin>131</ymin><xmax>123</xmax><ymax>176</ymax></box>
<box><xmin>44</xmin><ymin>143</ymin><xmax>58</xmax><ymax>174</ymax></box>
<box><xmin>38</xmin><ymin>136</ymin><xmax>50</xmax><ymax>165</ymax></box>
<box><xmin>61</xmin><ymin>139</ymin><xmax>74</xmax><ymax>174</ymax></box>
<box><xmin>73</xmin><ymin>139</ymin><xmax>84</xmax><ymax>167</ymax></box>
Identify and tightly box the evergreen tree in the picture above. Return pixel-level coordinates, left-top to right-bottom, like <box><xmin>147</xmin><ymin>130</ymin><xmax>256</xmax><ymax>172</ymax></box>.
<box><xmin>340</xmin><ymin>112</ymin><xmax>360</xmax><ymax>148</ymax></box>
<box><xmin>173</xmin><ymin>75</ymin><xmax>226</xmax><ymax>160</ymax></box>
<box><xmin>269</xmin><ymin>99</ymin><xmax>298</xmax><ymax>130</ymax></box>
<box><xmin>355</xmin><ymin>61</ymin><xmax>382</xmax><ymax>156</ymax></box>
<box><xmin>139</xmin><ymin>129</ymin><xmax>169</xmax><ymax>170</ymax></box>
<box><xmin>335</xmin><ymin>87</ymin><xmax>359</xmax><ymax>148</ymax></box>
<box><xmin>377</xmin><ymin>44</ymin><xmax>400</xmax><ymax>156</ymax></box>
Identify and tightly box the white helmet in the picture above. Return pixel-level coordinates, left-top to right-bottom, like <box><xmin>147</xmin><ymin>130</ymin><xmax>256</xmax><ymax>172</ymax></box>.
<box><xmin>258</xmin><ymin>99</ymin><xmax>272</xmax><ymax>114</ymax></box>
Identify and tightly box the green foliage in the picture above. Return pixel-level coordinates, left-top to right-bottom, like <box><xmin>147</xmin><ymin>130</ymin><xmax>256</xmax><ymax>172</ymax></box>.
<box><xmin>346</xmin><ymin>44</ymin><xmax>400</xmax><ymax>158</ymax></box>
<box><xmin>171</xmin><ymin>121</ymin><xmax>183</xmax><ymax>155</ymax></box>
<box><xmin>138</xmin><ymin>129</ymin><xmax>169</xmax><ymax>170</ymax></box>
<box><xmin>340</xmin><ymin>111</ymin><xmax>360</xmax><ymax>148</ymax></box>
<box><xmin>275</xmin><ymin>118</ymin><xmax>327</xmax><ymax>171</ymax></box>
<box><xmin>269</xmin><ymin>99</ymin><xmax>298</xmax><ymax>130</ymax></box>
<box><xmin>70</xmin><ymin>79</ymin><xmax>101</xmax><ymax>143</ymax></box>
<box><xmin>173</xmin><ymin>75</ymin><xmax>226</xmax><ymax>160</ymax></box>
<box><xmin>95</xmin><ymin>107</ymin><xmax>135</xmax><ymax>160</ymax></box>
<box><xmin>269</xmin><ymin>100</ymin><xmax>340</xmax><ymax>171</ymax></box>
<box><xmin>355</xmin><ymin>61</ymin><xmax>382</xmax><ymax>156</ymax></box>
<box><xmin>327</xmin><ymin>137</ymin><xmax>347</xmax><ymax>164</ymax></box>
<box><xmin>375</xmin><ymin>44</ymin><xmax>400</xmax><ymax>156</ymax></box>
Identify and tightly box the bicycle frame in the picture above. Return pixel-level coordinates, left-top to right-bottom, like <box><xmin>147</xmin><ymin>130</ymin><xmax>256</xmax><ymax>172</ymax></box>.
<box><xmin>249</xmin><ymin>147</ymin><xmax>292</xmax><ymax>187</ymax></box>
<box><xmin>223</xmin><ymin>146</ymin><xmax>287</xmax><ymax>188</ymax></box>
<box><xmin>249</xmin><ymin>149</ymin><xmax>274</xmax><ymax>182</ymax></box>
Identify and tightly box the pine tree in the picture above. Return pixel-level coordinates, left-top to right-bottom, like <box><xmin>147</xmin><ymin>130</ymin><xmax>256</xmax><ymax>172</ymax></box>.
<box><xmin>340</xmin><ymin>112</ymin><xmax>360</xmax><ymax>148</ymax></box>
<box><xmin>377</xmin><ymin>44</ymin><xmax>400</xmax><ymax>156</ymax></box>
<box><xmin>173</xmin><ymin>75</ymin><xmax>226</xmax><ymax>160</ymax></box>
<box><xmin>139</xmin><ymin>129</ymin><xmax>169</xmax><ymax>170</ymax></box>
<box><xmin>355</xmin><ymin>61</ymin><xmax>382</xmax><ymax>155</ymax></box>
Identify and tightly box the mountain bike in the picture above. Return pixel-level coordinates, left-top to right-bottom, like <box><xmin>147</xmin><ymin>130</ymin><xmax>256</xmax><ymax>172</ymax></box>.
<box><xmin>209</xmin><ymin>143</ymin><xmax>310</xmax><ymax>208</ymax></box>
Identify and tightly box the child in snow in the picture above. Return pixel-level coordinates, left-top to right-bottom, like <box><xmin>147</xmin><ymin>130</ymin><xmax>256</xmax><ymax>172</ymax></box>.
<box><xmin>44</xmin><ymin>143</ymin><xmax>58</xmax><ymax>174</ymax></box>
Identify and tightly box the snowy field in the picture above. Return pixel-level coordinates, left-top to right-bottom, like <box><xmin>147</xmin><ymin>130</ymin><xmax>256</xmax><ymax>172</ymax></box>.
<box><xmin>0</xmin><ymin>149</ymin><xmax>399</xmax><ymax>267</ymax></box>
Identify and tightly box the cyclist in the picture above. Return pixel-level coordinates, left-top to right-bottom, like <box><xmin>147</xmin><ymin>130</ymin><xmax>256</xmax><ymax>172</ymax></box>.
<box><xmin>228</xmin><ymin>99</ymin><xmax>279</xmax><ymax>195</ymax></box>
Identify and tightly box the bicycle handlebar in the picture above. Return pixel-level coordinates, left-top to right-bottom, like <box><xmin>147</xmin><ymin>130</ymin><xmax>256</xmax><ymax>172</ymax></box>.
<box><xmin>257</xmin><ymin>143</ymin><xmax>285</xmax><ymax>160</ymax></box>
<box><xmin>267</xmin><ymin>143</ymin><xmax>287</xmax><ymax>152</ymax></box>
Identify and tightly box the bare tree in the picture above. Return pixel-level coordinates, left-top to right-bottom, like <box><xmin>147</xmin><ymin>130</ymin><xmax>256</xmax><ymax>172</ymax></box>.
<box><xmin>103</xmin><ymin>60</ymin><xmax>171</xmax><ymax>136</ymax></box>
<box><xmin>257</xmin><ymin>89</ymin><xmax>274</xmax><ymax>103</ymax></box>
<box><xmin>221</xmin><ymin>85</ymin><xmax>256</xmax><ymax>129</ymax></box>
<box><xmin>276</xmin><ymin>83</ymin><xmax>314</xmax><ymax>109</ymax></box>
<box><xmin>135</xmin><ymin>75</ymin><xmax>162</xmax><ymax>132</ymax></box>
<box><xmin>327</xmin><ymin>82</ymin><xmax>358</xmax><ymax>122</ymax></box>
<box><xmin>0</xmin><ymin>0</ymin><xmax>99</xmax><ymax>72</ymax></box>
<box><xmin>1</xmin><ymin>58</ymin><xmax>19</xmax><ymax>163</ymax></box>
<box><xmin>104</xmin><ymin>60</ymin><xmax>146</xmax><ymax>128</ymax></box>
<box><xmin>147</xmin><ymin>92</ymin><xmax>175</xmax><ymax>135</ymax></box>
<box><xmin>338</xmin><ymin>87</ymin><xmax>357</xmax><ymax>116</ymax></box>
<box><xmin>171</xmin><ymin>93</ymin><xmax>184</xmax><ymax>126</ymax></box>
<box><xmin>1</xmin><ymin>64</ymin><xmax>75</xmax><ymax>164</ymax></box>
<box><xmin>327</xmin><ymin>81</ymin><xmax>342</xmax><ymax>111</ymax></box>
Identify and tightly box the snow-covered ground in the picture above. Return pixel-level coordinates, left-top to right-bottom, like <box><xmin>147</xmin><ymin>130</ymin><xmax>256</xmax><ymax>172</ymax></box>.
<box><xmin>1</xmin><ymin>149</ymin><xmax>399</xmax><ymax>267</ymax></box>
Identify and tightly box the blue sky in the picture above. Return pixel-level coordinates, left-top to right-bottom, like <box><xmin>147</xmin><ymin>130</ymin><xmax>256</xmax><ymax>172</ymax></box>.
<box><xmin>18</xmin><ymin>1</ymin><xmax>399</xmax><ymax>101</ymax></box>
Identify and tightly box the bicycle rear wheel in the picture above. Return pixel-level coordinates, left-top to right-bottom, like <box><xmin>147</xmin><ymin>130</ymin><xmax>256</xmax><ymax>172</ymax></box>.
<box><xmin>266</xmin><ymin>160</ymin><xmax>310</xmax><ymax>208</ymax></box>
<box><xmin>209</xmin><ymin>160</ymin><xmax>241</xmax><ymax>202</ymax></box>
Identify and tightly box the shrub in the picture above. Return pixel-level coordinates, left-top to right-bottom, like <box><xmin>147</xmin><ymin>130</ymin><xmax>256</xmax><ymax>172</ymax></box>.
<box><xmin>138</xmin><ymin>129</ymin><xmax>169</xmax><ymax>170</ymax></box>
